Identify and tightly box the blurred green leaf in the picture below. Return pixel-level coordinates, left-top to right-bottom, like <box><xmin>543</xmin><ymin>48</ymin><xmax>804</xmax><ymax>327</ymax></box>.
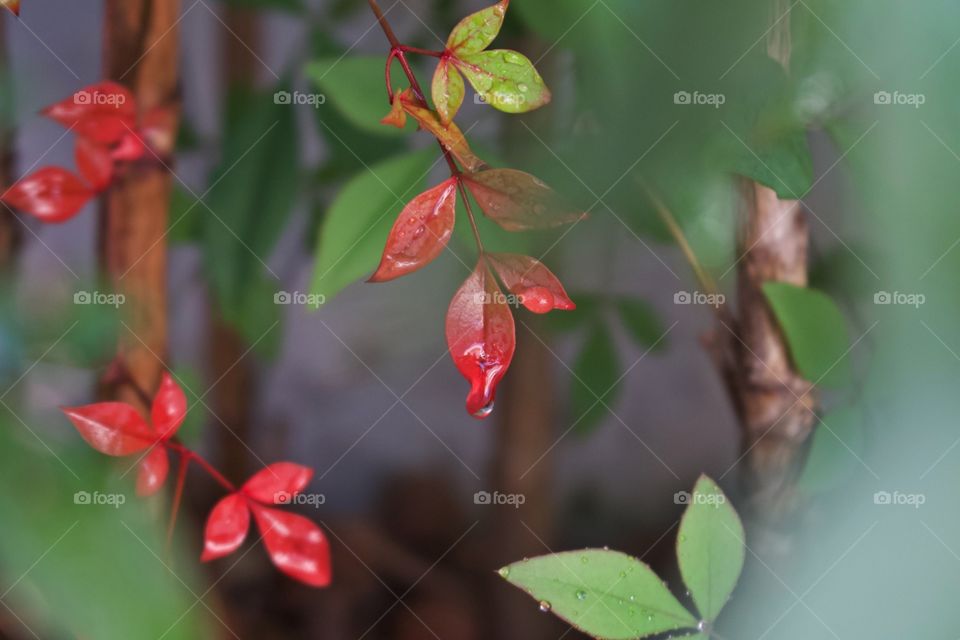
<box><xmin>729</xmin><ymin>127</ymin><xmax>813</xmax><ymax>199</ymax></box>
<box><xmin>572</xmin><ymin>322</ymin><xmax>619</xmax><ymax>435</ymax></box>
<box><xmin>762</xmin><ymin>282</ymin><xmax>851</xmax><ymax>387</ymax></box>
<box><xmin>310</xmin><ymin>148</ymin><xmax>437</xmax><ymax>302</ymax></box>
<box><xmin>616</xmin><ymin>298</ymin><xmax>666</xmax><ymax>350</ymax></box>
<box><xmin>168</xmin><ymin>186</ymin><xmax>201</xmax><ymax>245</ymax></box>
<box><xmin>798</xmin><ymin>406</ymin><xmax>866</xmax><ymax>493</ymax></box>
<box><xmin>677</xmin><ymin>475</ymin><xmax>745</xmax><ymax>622</ymax></box>
<box><xmin>220</xmin><ymin>0</ymin><xmax>303</xmax><ymax>12</ymax></box>
<box><xmin>500</xmin><ymin>549</ymin><xmax>696</xmax><ymax>639</ymax></box>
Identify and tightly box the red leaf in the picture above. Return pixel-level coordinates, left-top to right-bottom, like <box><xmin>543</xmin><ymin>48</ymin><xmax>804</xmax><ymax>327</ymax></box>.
<box><xmin>201</xmin><ymin>493</ymin><xmax>251</xmax><ymax>562</ymax></box>
<box><xmin>136</xmin><ymin>445</ymin><xmax>169</xmax><ymax>497</ymax></box>
<box><xmin>242</xmin><ymin>463</ymin><xmax>314</xmax><ymax>505</ymax></box>
<box><xmin>486</xmin><ymin>253</ymin><xmax>575</xmax><ymax>314</ymax></box>
<box><xmin>110</xmin><ymin>132</ymin><xmax>147</xmax><ymax>162</ymax></box>
<box><xmin>463</xmin><ymin>168</ymin><xmax>585</xmax><ymax>230</ymax></box>
<box><xmin>445</xmin><ymin>263</ymin><xmax>516</xmax><ymax>418</ymax></box>
<box><xmin>75</xmin><ymin>137</ymin><xmax>114</xmax><ymax>191</ymax></box>
<box><xmin>2</xmin><ymin>167</ymin><xmax>94</xmax><ymax>223</ymax></box>
<box><xmin>369</xmin><ymin>178</ymin><xmax>458</xmax><ymax>282</ymax></box>
<box><xmin>251</xmin><ymin>505</ymin><xmax>332</xmax><ymax>587</ymax></box>
<box><xmin>62</xmin><ymin>403</ymin><xmax>154</xmax><ymax>456</ymax></box>
<box><xmin>150</xmin><ymin>372</ymin><xmax>186</xmax><ymax>440</ymax></box>
<box><xmin>384</xmin><ymin>90</ymin><xmax>484</xmax><ymax>172</ymax></box>
<box><xmin>41</xmin><ymin>82</ymin><xmax>136</xmax><ymax>145</ymax></box>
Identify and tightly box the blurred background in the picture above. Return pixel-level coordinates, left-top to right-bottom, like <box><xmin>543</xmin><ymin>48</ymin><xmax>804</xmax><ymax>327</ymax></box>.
<box><xmin>0</xmin><ymin>0</ymin><xmax>958</xmax><ymax>638</ymax></box>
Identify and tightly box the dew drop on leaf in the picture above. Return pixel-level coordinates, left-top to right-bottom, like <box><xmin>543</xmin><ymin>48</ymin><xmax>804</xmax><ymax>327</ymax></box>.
<box><xmin>538</xmin><ymin>600</ymin><xmax>552</xmax><ymax>613</ymax></box>
<box><xmin>473</xmin><ymin>400</ymin><xmax>495</xmax><ymax>418</ymax></box>
<box><xmin>575</xmin><ymin>590</ymin><xmax>587</xmax><ymax>601</ymax></box>
<box><xmin>498</xmin><ymin>567</ymin><xmax>510</xmax><ymax>578</ymax></box>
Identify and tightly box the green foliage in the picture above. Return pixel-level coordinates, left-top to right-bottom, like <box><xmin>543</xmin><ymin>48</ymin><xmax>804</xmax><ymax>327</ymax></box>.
<box><xmin>762</xmin><ymin>282</ymin><xmax>850</xmax><ymax>387</ymax></box>
<box><xmin>220</xmin><ymin>0</ymin><xmax>303</xmax><ymax>12</ymax></box>
<box><xmin>307</xmin><ymin>57</ymin><xmax>413</xmax><ymax>137</ymax></box>
<box><xmin>456</xmin><ymin>50</ymin><xmax>550</xmax><ymax>113</ymax></box>
<box><xmin>798</xmin><ymin>406</ymin><xmax>866</xmax><ymax>493</ymax></box>
<box><xmin>571</xmin><ymin>322</ymin><xmax>619</xmax><ymax>435</ymax></box>
<box><xmin>502</xmin><ymin>475</ymin><xmax>744</xmax><ymax>638</ymax></box>
<box><xmin>616</xmin><ymin>298</ymin><xmax>665</xmax><ymax>351</ymax></box>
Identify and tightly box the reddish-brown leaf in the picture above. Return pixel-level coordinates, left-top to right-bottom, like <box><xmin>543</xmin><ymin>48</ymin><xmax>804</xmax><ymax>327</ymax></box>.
<box><xmin>242</xmin><ymin>463</ymin><xmax>314</xmax><ymax>505</ymax></box>
<box><xmin>2</xmin><ymin>167</ymin><xmax>94</xmax><ymax>223</ymax></box>
<box><xmin>62</xmin><ymin>403</ymin><xmax>154</xmax><ymax>456</ymax></box>
<box><xmin>384</xmin><ymin>90</ymin><xmax>484</xmax><ymax>171</ymax></box>
<box><xmin>445</xmin><ymin>262</ymin><xmax>516</xmax><ymax>418</ymax></box>
<box><xmin>136</xmin><ymin>446</ymin><xmax>170</xmax><ymax>497</ymax></box>
<box><xmin>41</xmin><ymin>82</ymin><xmax>137</xmax><ymax>145</ymax></box>
<box><xmin>201</xmin><ymin>493</ymin><xmax>251</xmax><ymax>562</ymax></box>
<box><xmin>150</xmin><ymin>372</ymin><xmax>187</xmax><ymax>440</ymax></box>
<box><xmin>463</xmin><ymin>168</ymin><xmax>584</xmax><ymax>230</ymax></box>
<box><xmin>251</xmin><ymin>505</ymin><xmax>332</xmax><ymax>587</ymax></box>
<box><xmin>370</xmin><ymin>178</ymin><xmax>458</xmax><ymax>282</ymax></box>
<box><xmin>486</xmin><ymin>253</ymin><xmax>575</xmax><ymax>314</ymax></box>
<box><xmin>75</xmin><ymin>137</ymin><xmax>114</xmax><ymax>191</ymax></box>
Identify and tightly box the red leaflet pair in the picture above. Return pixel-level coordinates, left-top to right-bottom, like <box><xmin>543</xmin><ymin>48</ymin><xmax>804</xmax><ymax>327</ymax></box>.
<box><xmin>1</xmin><ymin>82</ymin><xmax>159</xmax><ymax>223</ymax></box>
<box><xmin>62</xmin><ymin>373</ymin><xmax>332</xmax><ymax>588</ymax></box>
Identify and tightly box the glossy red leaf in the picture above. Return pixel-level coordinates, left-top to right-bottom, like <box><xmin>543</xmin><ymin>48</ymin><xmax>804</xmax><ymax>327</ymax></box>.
<box><xmin>2</xmin><ymin>0</ymin><xmax>19</xmax><ymax>16</ymax></box>
<box><xmin>445</xmin><ymin>263</ymin><xmax>516</xmax><ymax>418</ymax></box>
<box><xmin>2</xmin><ymin>167</ymin><xmax>94</xmax><ymax>223</ymax></box>
<box><xmin>150</xmin><ymin>372</ymin><xmax>186</xmax><ymax>440</ymax></box>
<box><xmin>110</xmin><ymin>131</ymin><xmax>148</xmax><ymax>162</ymax></box>
<box><xmin>62</xmin><ymin>403</ymin><xmax>154</xmax><ymax>456</ymax></box>
<box><xmin>201</xmin><ymin>493</ymin><xmax>252</xmax><ymax>562</ymax></box>
<box><xmin>463</xmin><ymin>168</ymin><xmax>585</xmax><ymax>230</ymax></box>
<box><xmin>41</xmin><ymin>82</ymin><xmax>136</xmax><ymax>145</ymax></box>
<box><xmin>486</xmin><ymin>253</ymin><xmax>575</xmax><ymax>314</ymax></box>
<box><xmin>136</xmin><ymin>445</ymin><xmax>169</xmax><ymax>497</ymax></box>
<box><xmin>75</xmin><ymin>137</ymin><xmax>114</xmax><ymax>190</ymax></box>
<box><xmin>369</xmin><ymin>178</ymin><xmax>458</xmax><ymax>282</ymax></box>
<box><xmin>242</xmin><ymin>463</ymin><xmax>314</xmax><ymax>504</ymax></box>
<box><xmin>251</xmin><ymin>504</ymin><xmax>332</xmax><ymax>587</ymax></box>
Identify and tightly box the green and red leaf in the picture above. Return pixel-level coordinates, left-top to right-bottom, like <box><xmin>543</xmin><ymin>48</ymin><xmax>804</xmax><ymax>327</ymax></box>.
<box><xmin>463</xmin><ymin>168</ymin><xmax>584</xmax><ymax>230</ymax></box>
<box><xmin>446</xmin><ymin>0</ymin><xmax>509</xmax><ymax>55</ymax></box>
<box><xmin>431</xmin><ymin>59</ymin><xmax>466</xmax><ymax>125</ymax></box>
<box><xmin>486</xmin><ymin>253</ymin><xmax>575</xmax><ymax>314</ymax></box>
<box><xmin>454</xmin><ymin>50</ymin><xmax>550</xmax><ymax>113</ymax></box>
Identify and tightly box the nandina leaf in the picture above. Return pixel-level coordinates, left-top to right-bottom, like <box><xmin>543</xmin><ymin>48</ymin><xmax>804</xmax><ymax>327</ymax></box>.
<box><xmin>150</xmin><ymin>372</ymin><xmax>187</xmax><ymax>440</ymax></box>
<box><xmin>431</xmin><ymin>59</ymin><xmax>466</xmax><ymax>125</ymax></box>
<box><xmin>387</xmin><ymin>90</ymin><xmax>484</xmax><ymax>172</ymax></box>
<box><xmin>136</xmin><ymin>445</ymin><xmax>169</xmax><ymax>497</ymax></box>
<box><xmin>463</xmin><ymin>168</ymin><xmax>584</xmax><ymax>230</ymax></box>
<box><xmin>486</xmin><ymin>253</ymin><xmax>575</xmax><ymax>314</ymax></box>
<box><xmin>445</xmin><ymin>263</ymin><xmax>516</xmax><ymax>418</ymax></box>
<box><xmin>41</xmin><ymin>82</ymin><xmax>136</xmax><ymax>145</ymax></box>
<box><xmin>201</xmin><ymin>493</ymin><xmax>251</xmax><ymax>562</ymax></box>
<box><xmin>2</xmin><ymin>0</ymin><xmax>19</xmax><ymax>16</ymax></box>
<box><xmin>446</xmin><ymin>0</ymin><xmax>509</xmax><ymax>55</ymax></box>
<box><xmin>139</xmin><ymin>106</ymin><xmax>177</xmax><ymax>157</ymax></box>
<box><xmin>2</xmin><ymin>167</ymin><xmax>95</xmax><ymax>223</ymax></box>
<box><xmin>242</xmin><ymin>462</ymin><xmax>314</xmax><ymax>504</ymax></box>
<box><xmin>251</xmin><ymin>504</ymin><xmax>332</xmax><ymax>587</ymax></box>
<box><xmin>62</xmin><ymin>403</ymin><xmax>154</xmax><ymax>456</ymax></box>
<box><xmin>369</xmin><ymin>177</ymin><xmax>458</xmax><ymax>282</ymax></box>
<box><xmin>110</xmin><ymin>132</ymin><xmax>148</xmax><ymax>162</ymax></box>
<box><xmin>380</xmin><ymin>89</ymin><xmax>409</xmax><ymax>129</ymax></box>
<box><xmin>75</xmin><ymin>137</ymin><xmax>114</xmax><ymax>191</ymax></box>
<box><xmin>454</xmin><ymin>50</ymin><xmax>550</xmax><ymax>114</ymax></box>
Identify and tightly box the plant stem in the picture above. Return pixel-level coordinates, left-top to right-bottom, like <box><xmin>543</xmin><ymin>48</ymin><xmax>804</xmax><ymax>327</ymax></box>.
<box><xmin>165</xmin><ymin>450</ymin><xmax>189</xmax><ymax>549</ymax></box>
<box><xmin>399</xmin><ymin>45</ymin><xmax>444</xmax><ymax>58</ymax></box>
<box><xmin>168</xmin><ymin>441</ymin><xmax>237</xmax><ymax>492</ymax></box>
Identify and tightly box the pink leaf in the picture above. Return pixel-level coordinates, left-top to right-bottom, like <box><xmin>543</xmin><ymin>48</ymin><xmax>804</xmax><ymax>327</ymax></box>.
<box><xmin>369</xmin><ymin>178</ymin><xmax>458</xmax><ymax>282</ymax></box>
<box><xmin>201</xmin><ymin>493</ymin><xmax>251</xmax><ymax>562</ymax></box>
<box><xmin>445</xmin><ymin>262</ymin><xmax>516</xmax><ymax>418</ymax></box>
<box><xmin>486</xmin><ymin>253</ymin><xmax>575</xmax><ymax>314</ymax></box>
<box><xmin>61</xmin><ymin>403</ymin><xmax>154</xmax><ymax>456</ymax></box>
<box><xmin>251</xmin><ymin>505</ymin><xmax>332</xmax><ymax>588</ymax></box>
<box><xmin>150</xmin><ymin>372</ymin><xmax>186</xmax><ymax>440</ymax></box>
<box><xmin>463</xmin><ymin>168</ymin><xmax>584</xmax><ymax>230</ymax></box>
<box><xmin>136</xmin><ymin>445</ymin><xmax>169</xmax><ymax>497</ymax></box>
<box><xmin>41</xmin><ymin>82</ymin><xmax>137</xmax><ymax>145</ymax></box>
<box><xmin>242</xmin><ymin>463</ymin><xmax>314</xmax><ymax>505</ymax></box>
<box><xmin>2</xmin><ymin>167</ymin><xmax>95</xmax><ymax>223</ymax></box>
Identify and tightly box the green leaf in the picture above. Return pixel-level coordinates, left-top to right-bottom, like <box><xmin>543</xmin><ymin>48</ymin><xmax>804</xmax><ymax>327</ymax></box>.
<box><xmin>762</xmin><ymin>282</ymin><xmax>851</xmax><ymax>387</ymax></box>
<box><xmin>455</xmin><ymin>50</ymin><xmax>551</xmax><ymax>113</ymax></box>
<box><xmin>310</xmin><ymin>149</ymin><xmax>438</xmax><ymax>302</ymax></box>
<box><xmin>307</xmin><ymin>56</ymin><xmax>412</xmax><ymax>136</ymax></box>
<box><xmin>616</xmin><ymin>298</ymin><xmax>666</xmax><ymax>350</ymax></box>
<box><xmin>798</xmin><ymin>406</ymin><xmax>865</xmax><ymax>493</ymax></box>
<box><xmin>432</xmin><ymin>60</ymin><xmax>466</xmax><ymax>124</ymax></box>
<box><xmin>676</xmin><ymin>475</ymin><xmax>745</xmax><ymax>623</ymax></box>
<box><xmin>545</xmin><ymin>292</ymin><xmax>600</xmax><ymax>334</ymax></box>
<box><xmin>571</xmin><ymin>323</ymin><xmax>619</xmax><ymax>435</ymax></box>
<box><xmin>730</xmin><ymin>127</ymin><xmax>813</xmax><ymax>199</ymax></box>
<box><xmin>446</xmin><ymin>0</ymin><xmax>508</xmax><ymax>55</ymax></box>
<box><xmin>167</xmin><ymin>186</ymin><xmax>200</xmax><ymax>245</ymax></box>
<box><xmin>500</xmin><ymin>549</ymin><xmax>697</xmax><ymax>639</ymax></box>
<box><xmin>221</xmin><ymin>0</ymin><xmax>303</xmax><ymax>12</ymax></box>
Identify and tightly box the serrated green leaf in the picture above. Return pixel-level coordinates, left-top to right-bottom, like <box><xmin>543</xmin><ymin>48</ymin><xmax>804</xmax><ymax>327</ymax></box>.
<box><xmin>798</xmin><ymin>406</ymin><xmax>865</xmax><ymax>494</ymax></box>
<box><xmin>762</xmin><ymin>282</ymin><xmax>851</xmax><ymax>387</ymax></box>
<box><xmin>677</xmin><ymin>475</ymin><xmax>745</xmax><ymax>623</ymax></box>
<box><xmin>307</xmin><ymin>56</ymin><xmax>412</xmax><ymax>136</ymax></box>
<box><xmin>617</xmin><ymin>298</ymin><xmax>666</xmax><ymax>350</ymax></box>
<box><xmin>572</xmin><ymin>323</ymin><xmax>619</xmax><ymax>435</ymax></box>
<box><xmin>446</xmin><ymin>0</ymin><xmax>508</xmax><ymax>54</ymax></box>
<box><xmin>500</xmin><ymin>549</ymin><xmax>697</xmax><ymax>639</ymax></box>
<box><xmin>310</xmin><ymin>149</ymin><xmax>438</xmax><ymax>302</ymax></box>
<box><xmin>456</xmin><ymin>50</ymin><xmax>551</xmax><ymax>113</ymax></box>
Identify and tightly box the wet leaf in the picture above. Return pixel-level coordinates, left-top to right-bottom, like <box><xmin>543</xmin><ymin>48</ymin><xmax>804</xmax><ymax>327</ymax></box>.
<box><xmin>446</xmin><ymin>0</ymin><xmax>509</xmax><ymax>55</ymax></box>
<box><xmin>391</xmin><ymin>90</ymin><xmax>485</xmax><ymax>171</ymax></box>
<box><xmin>463</xmin><ymin>168</ymin><xmax>583</xmax><ymax>230</ymax></box>
<box><xmin>41</xmin><ymin>82</ymin><xmax>136</xmax><ymax>145</ymax></box>
<box><xmin>150</xmin><ymin>372</ymin><xmax>186</xmax><ymax>440</ymax></box>
<box><xmin>136</xmin><ymin>446</ymin><xmax>169</xmax><ymax>497</ymax></box>
<box><xmin>455</xmin><ymin>50</ymin><xmax>551</xmax><ymax>113</ymax></box>
<box><xmin>242</xmin><ymin>463</ymin><xmax>314</xmax><ymax>504</ymax></box>
<box><xmin>432</xmin><ymin>59</ymin><xmax>466</xmax><ymax>125</ymax></box>
<box><xmin>2</xmin><ymin>167</ymin><xmax>95</xmax><ymax>223</ymax></box>
<box><xmin>75</xmin><ymin>137</ymin><xmax>114</xmax><ymax>190</ymax></box>
<box><xmin>251</xmin><ymin>504</ymin><xmax>332</xmax><ymax>587</ymax></box>
<box><xmin>62</xmin><ymin>403</ymin><xmax>154</xmax><ymax>456</ymax></box>
<box><xmin>486</xmin><ymin>253</ymin><xmax>575</xmax><ymax>313</ymax></box>
<box><xmin>201</xmin><ymin>493</ymin><xmax>251</xmax><ymax>562</ymax></box>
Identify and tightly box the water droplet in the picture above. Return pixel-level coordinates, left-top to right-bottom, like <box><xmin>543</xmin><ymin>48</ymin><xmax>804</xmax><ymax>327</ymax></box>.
<box><xmin>646</xmin><ymin>613</ymin><xmax>655</xmax><ymax>622</ymax></box>
<box><xmin>518</xmin><ymin>83</ymin><xmax>529</xmax><ymax>92</ymax></box>
<box><xmin>580</xmin><ymin>555</ymin><xmax>589</xmax><ymax>564</ymax></box>
<box><xmin>538</xmin><ymin>600</ymin><xmax>552</xmax><ymax>613</ymax></box>
<box><xmin>628</xmin><ymin>595</ymin><xmax>636</xmax><ymax>602</ymax></box>
<box><xmin>473</xmin><ymin>400</ymin><xmax>494</xmax><ymax>418</ymax></box>
<box><xmin>498</xmin><ymin>567</ymin><xmax>510</xmax><ymax>578</ymax></box>
<box><xmin>678</xmin><ymin>534</ymin><xmax>687</xmax><ymax>542</ymax></box>
<box><xmin>575</xmin><ymin>590</ymin><xmax>587</xmax><ymax>601</ymax></box>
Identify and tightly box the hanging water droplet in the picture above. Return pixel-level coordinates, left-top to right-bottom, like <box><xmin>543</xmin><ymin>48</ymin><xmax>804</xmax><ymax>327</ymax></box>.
<box><xmin>473</xmin><ymin>400</ymin><xmax>495</xmax><ymax>418</ymax></box>
<box><xmin>498</xmin><ymin>567</ymin><xmax>510</xmax><ymax>578</ymax></box>
<box><xmin>575</xmin><ymin>590</ymin><xmax>587</xmax><ymax>601</ymax></box>
<box><xmin>538</xmin><ymin>600</ymin><xmax>552</xmax><ymax>613</ymax></box>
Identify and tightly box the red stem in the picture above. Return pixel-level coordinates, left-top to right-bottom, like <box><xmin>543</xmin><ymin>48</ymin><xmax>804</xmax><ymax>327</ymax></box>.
<box><xmin>399</xmin><ymin>45</ymin><xmax>444</xmax><ymax>58</ymax></box>
<box><xmin>165</xmin><ymin>450</ymin><xmax>189</xmax><ymax>550</ymax></box>
<box><xmin>167</xmin><ymin>440</ymin><xmax>237</xmax><ymax>492</ymax></box>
